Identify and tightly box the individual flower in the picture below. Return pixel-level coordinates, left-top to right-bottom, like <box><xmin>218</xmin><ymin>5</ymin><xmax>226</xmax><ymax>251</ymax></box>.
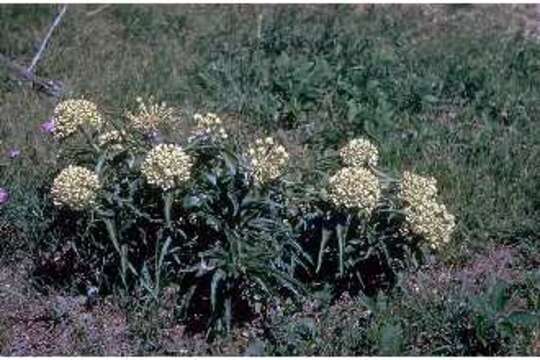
<box><xmin>127</xmin><ymin>97</ymin><xmax>174</xmax><ymax>133</ymax></box>
<box><xmin>51</xmin><ymin>99</ymin><xmax>103</xmax><ymax>139</ymax></box>
<box><xmin>192</xmin><ymin>112</ymin><xmax>228</xmax><ymax>140</ymax></box>
<box><xmin>97</xmin><ymin>130</ymin><xmax>127</xmax><ymax>152</ymax></box>
<box><xmin>327</xmin><ymin>166</ymin><xmax>381</xmax><ymax>214</ymax></box>
<box><xmin>399</xmin><ymin>171</ymin><xmax>456</xmax><ymax>248</ymax></box>
<box><xmin>7</xmin><ymin>148</ymin><xmax>21</xmax><ymax>159</ymax></box>
<box><xmin>141</xmin><ymin>144</ymin><xmax>193</xmax><ymax>191</ymax></box>
<box><xmin>40</xmin><ymin>118</ymin><xmax>55</xmax><ymax>134</ymax></box>
<box><xmin>339</xmin><ymin>137</ymin><xmax>379</xmax><ymax>167</ymax></box>
<box><xmin>0</xmin><ymin>188</ymin><xmax>9</xmax><ymax>205</ymax></box>
<box><xmin>51</xmin><ymin>166</ymin><xmax>101</xmax><ymax>211</ymax></box>
<box><xmin>247</xmin><ymin>137</ymin><xmax>289</xmax><ymax>184</ymax></box>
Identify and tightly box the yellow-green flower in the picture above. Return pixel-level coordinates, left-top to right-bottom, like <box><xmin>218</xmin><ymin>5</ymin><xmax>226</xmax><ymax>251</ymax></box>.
<box><xmin>97</xmin><ymin>129</ymin><xmax>127</xmax><ymax>152</ymax></box>
<box><xmin>400</xmin><ymin>171</ymin><xmax>438</xmax><ymax>206</ymax></box>
<box><xmin>248</xmin><ymin>137</ymin><xmax>289</xmax><ymax>184</ymax></box>
<box><xmin>52</xmin><ymin>99</ymin><xmax>103</xmax><ymax>139</ymax></box>
<box><xmin>51</xmin><ymin>165</ymin><xmax>101</xmax><ymax>210</ymax></box>
<box><xmin>328</xmin><ymin>166</ymin><xmax>380</xmax><ymax>214</ymax></box>
<box><xmin>141</xmin><ymin>144</ymin><xmax>193</xmax><ymax>191</ymax></box>
<box><xmin>127</xmin><ymin>97</ymin><xmax>174</xmax><ymax>133</ymax></box>
<box><xmin>339</xmin><ymin>137</ymin><xmax>379</xmax><ymax>167</ymax></box>
<box><xmin>400</xmin><ymin>171</ymin><xmax>455</xmax><ymax>248</ymax></box>
<box><xmin>406</xmin><ymin>200</ymin><xmax>456</xmax><ymax>249</ymax></box>
<box><xmin>193</xmin><ymin>112</ymin><xmax>228</xmax><ymax>140</ymax></box>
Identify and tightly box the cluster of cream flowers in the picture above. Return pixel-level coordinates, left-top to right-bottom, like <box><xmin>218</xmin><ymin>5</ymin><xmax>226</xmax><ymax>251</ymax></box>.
<box><xmin>248</xmin><ymin>137</ymin><xmax>289</xmax><ymax>184</ymax></box>
<box><xmin>400</xmin><ymin>171</ymin><xmax>456</xmax><ymax>248</ymax></box>
<box><xmin>141</xmin><ymin>144</ymin><xmax>193</xmax><ymax>191</ymax></box>
<box><xmin>127</xmin><ymin>97</ymin><xmax>174</xmax><ymax>133</ymax></box>
<box><xmin>339</xmin><ymin>138</ymin><xmax>379</xmax><ymax>167</ymax></box>
<box><xmin>97</xmin><ymin>129</ymin><xmax>127</xmax><ymax>152</ymax></box>
<box><xmin>51</xmin><ymin>165</ymin><xmax>101</xmax><ymax>211</ymax></box>
<box><xmin>327</xmin><ymin>166</ymin><xmax>381</xmax><ymax>213</ymax></box>
<box><xmin>52</xmin><ymin>99</ymin><xmax>103</xmax><ymax>139</ymax></box>
<box><xmin>328</xmin><ymin>137</ymin><xmax>382</xmax><ymax>215</ymax></box>
<box><xmin>193</xmin><ymin>112</ymin><xmax>228</xmax><ymax>140</ymax></box>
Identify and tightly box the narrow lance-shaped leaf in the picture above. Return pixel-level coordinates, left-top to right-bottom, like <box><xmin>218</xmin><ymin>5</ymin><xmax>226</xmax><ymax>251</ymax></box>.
<box><xmin>316</xmin><ymin>226</ymin><xmax>333</xmax><ymax>274</ymax></box>
<box><xmin>210</xmin><ymin>269</ymin><xmax>226</xmax><ymax>312</ymax></box>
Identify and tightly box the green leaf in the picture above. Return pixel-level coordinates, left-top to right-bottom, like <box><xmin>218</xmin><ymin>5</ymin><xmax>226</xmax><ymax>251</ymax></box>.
<box><xmin>224</xmin><ymin>296</ymin><xmax>232</xmax><ymax>333</ymax></box>
<box><xmin>422</xmin><ymin>94</ymin><xmax>439</xmax><ymax>104</ymax></box>
<box><xmin>155</xmin><ymin>236</ymin><xmax>172</xmax><ymax>293</ymax></box>
<box><xmin>336</xmin><ymin>222</ymin><xmax>348</xmax><ymax>277</ymax></box>
<box><xmin>505</xmin><ymin>311</ymin><xmax>539</xmax><ymax>327</ymax></box>
<box><xmin>227</xmin><ymin>192</ymin><xmax>240</xmax><ymax>217</ymax></box>
<box><xmin>163</xmin><ymin>192</ymin><xmax>174</xmax><ymax>228</ymax></box>
<box><xmin>210</xmin><ymin>269</ymin><xmax>226</xmax><ymax>312</ymax></box>
<box><xmin>490</xmin><ymin>282</ymin><xmax>510</xmax><ymax>313</ymax></box>
<box><xmin>205</xmin><ymin>172</ymin><xmax>218</xmax><ymax>186</ymax></box>
<box><xmin>379</xmin><ymin>322</ymin><xmax>403</xmax><ymax>355</ymax></box>
<box><xmin>183</xmin><ymin>195</ymin><xmax>203</xmax><ymax>209</ymax></box>
<box><xmin>316</xmin><ymin>227</ymin><xmax>332</xmax><ymax>274</ymax></box>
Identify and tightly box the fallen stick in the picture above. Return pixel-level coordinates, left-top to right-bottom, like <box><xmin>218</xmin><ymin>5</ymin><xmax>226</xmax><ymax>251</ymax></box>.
<box><xmin>0</xmin><ymin>4</ymin><xmax>67</xmax><ymax>97</ymax></box>
<box><xmin>27</xmin><ymin>5</ymin><xmax>68</xmax><ymax>74</ymax></box>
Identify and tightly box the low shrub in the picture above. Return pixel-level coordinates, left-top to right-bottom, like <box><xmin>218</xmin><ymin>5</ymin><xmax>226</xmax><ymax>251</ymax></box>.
<box><xmin>37</xmin><ymin>95</ymin><xmax>457</xmax><ymax>336</ymax></box>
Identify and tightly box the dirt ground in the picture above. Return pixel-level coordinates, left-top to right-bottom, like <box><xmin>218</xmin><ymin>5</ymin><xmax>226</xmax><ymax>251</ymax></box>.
<box><xmin>0</xmin><ymin>257</ymin><xmax>132</xmax><ymax>355</ymax></box>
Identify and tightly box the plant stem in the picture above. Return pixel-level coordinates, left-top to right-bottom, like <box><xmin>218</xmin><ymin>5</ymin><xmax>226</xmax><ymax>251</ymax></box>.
<box><xmin>163</xmin><ymin>192</ymin><xmax>174</xmax><ymax>229</ymax></box>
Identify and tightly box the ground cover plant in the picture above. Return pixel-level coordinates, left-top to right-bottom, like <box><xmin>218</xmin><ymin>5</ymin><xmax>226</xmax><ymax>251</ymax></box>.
<box><xmin>0</xmin><ymin>4</ymin><xmax>539</xmax><ymax>355</ymax></box>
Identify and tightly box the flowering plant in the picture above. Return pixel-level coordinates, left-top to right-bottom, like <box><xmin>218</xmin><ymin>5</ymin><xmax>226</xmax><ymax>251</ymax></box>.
<box><xmin>43</xmin><ymin>97</ymin><xmax>307</xmax><ymax>336</ymax></box>
<box><xmin>41</xmin><ymin>97</ymin><xmax>456</xmax><ymax>334</ymax></box>
<box><xmin>287</xmin><ymin>137</ymin><xmax>456</xmax><ymax>294</ymax></box>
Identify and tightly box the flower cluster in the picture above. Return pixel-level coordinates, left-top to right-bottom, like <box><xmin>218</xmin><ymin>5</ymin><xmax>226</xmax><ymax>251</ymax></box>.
<box><xmin>52</xmin><ymin>99</ymin><xmax>103</xmax><ymax>139</ymax></box>
<box><xmin>127</xmin><ymin>97</ymin><xmax>174</xmax><ymax>133</ymax></box>
<box><xmin>51</xmin><ymin>166</ymin><xmax>101</xmax><ymax>211</ymax></box>
<box><xmin>193</xmin><ymin>112</ymin><xmax>228</xmax><ymax>140</ymax></box>
<box><xmin>248</xmin><ymin>137</ymin><xmax>289</xmax><ymax>184</ymax></box>
<box><xmin>339</xmin><ymin>137</ymin><xmax>379</xmax><ymax>167</ymax></box>
<box><xmin>400</xmin><ymin>171</ymin><xmax>456</xmax><ymax>248</ymax></box>
<box><xmin>141</xmin><ymin>144</ymin><xmax>193</xmax><ymax>191</ymax></box>
<box><xmin>97</xmin><ymin>130</ymin><xmax>127</xmax><ymax>152</ymax></box>
<box><xmin>327</xmin><ymin>166</ymin><xmax>381</xmax><ymax>214</ymax></box>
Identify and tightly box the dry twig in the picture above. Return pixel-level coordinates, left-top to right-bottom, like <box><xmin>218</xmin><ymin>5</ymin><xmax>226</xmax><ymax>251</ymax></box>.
<box><xmin>27</xmin><ymin>4</ymin><xmax>68</xmax><ymax>74</ymax></box>
<box><xmin>0</xmin><ymin>4</ymin><xmax>68</xmax><ymax>97</ymax></box>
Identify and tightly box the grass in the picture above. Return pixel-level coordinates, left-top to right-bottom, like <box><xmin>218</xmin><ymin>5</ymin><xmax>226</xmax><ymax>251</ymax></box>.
<box><xmin>2</xmin><ymin>4</ymin><xmax>539</xmax><ymax>254</ymax></box>
<box><xmin>0</xmin><ymin>4</ymin><xmax>539</xmax><ymax>355</ymax></box>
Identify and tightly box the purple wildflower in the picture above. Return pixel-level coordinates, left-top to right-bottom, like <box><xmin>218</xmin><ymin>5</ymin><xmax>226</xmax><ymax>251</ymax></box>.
<box><xmin>7</xmin><ymin>148</ymin><xmax>21</xmax><ymax>159</ymax></box>
<box><xmin>40</xmin><ymin>118</ymin><xmax>56</xmax><ymax>134</ymax></box>
<box><xmin>0</xmin><ymin>188</ymin><xmax>9</xmax><ymax>205</ymax></box>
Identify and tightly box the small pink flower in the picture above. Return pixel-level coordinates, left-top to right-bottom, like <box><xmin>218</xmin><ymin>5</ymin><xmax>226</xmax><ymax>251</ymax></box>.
<box><xmin>0</xmin><ymin>188</ymin><xmax>9</xmax><ymax>205</ymax></box>
<box><xmin>40</xmin><ymin>118</ymin><xmax>55</xmax><ymax>134</ymax></box>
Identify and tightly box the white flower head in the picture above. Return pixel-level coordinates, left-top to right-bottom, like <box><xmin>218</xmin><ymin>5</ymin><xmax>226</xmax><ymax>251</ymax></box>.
<box><xmin>327</xmin><ymin>166</ymin><xmax>381</xmax><ymax>214</ymax></box>
<box><xmin>141</xmin><ymin>144</ymin><xmax>193</xmax><ymax>191</ymax></box>
<box><xmin>52</xmin><ymin>99</ymin><xmax>103</xmax><ymax>139</ymax></box>
<box><xmin>51</xmin><ymin>165</ymin><xmax>101</xmax><ymax>210</ymax></box>
<box><xmin>339</xmin><ymin>137</ymin><xmax>379</xmax><ymax>167</ymax></box>
<box><xmin>248</xmin><ymin>137</ymin><xmax>289</xmax><ymax>184</ymax></box>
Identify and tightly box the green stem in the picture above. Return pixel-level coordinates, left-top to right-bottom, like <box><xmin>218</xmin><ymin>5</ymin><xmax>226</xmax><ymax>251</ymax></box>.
<box><xmin>163</xmin><ymin>191</ymin><xmax>174</xmax><ymax>229</ymax></box>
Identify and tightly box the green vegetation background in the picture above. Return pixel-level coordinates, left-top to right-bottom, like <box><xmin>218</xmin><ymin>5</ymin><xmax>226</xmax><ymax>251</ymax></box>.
<box><xmin>0</xmin><ymin>4</ymin><xmax>538</xmax><ymax>355</ymax></box>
